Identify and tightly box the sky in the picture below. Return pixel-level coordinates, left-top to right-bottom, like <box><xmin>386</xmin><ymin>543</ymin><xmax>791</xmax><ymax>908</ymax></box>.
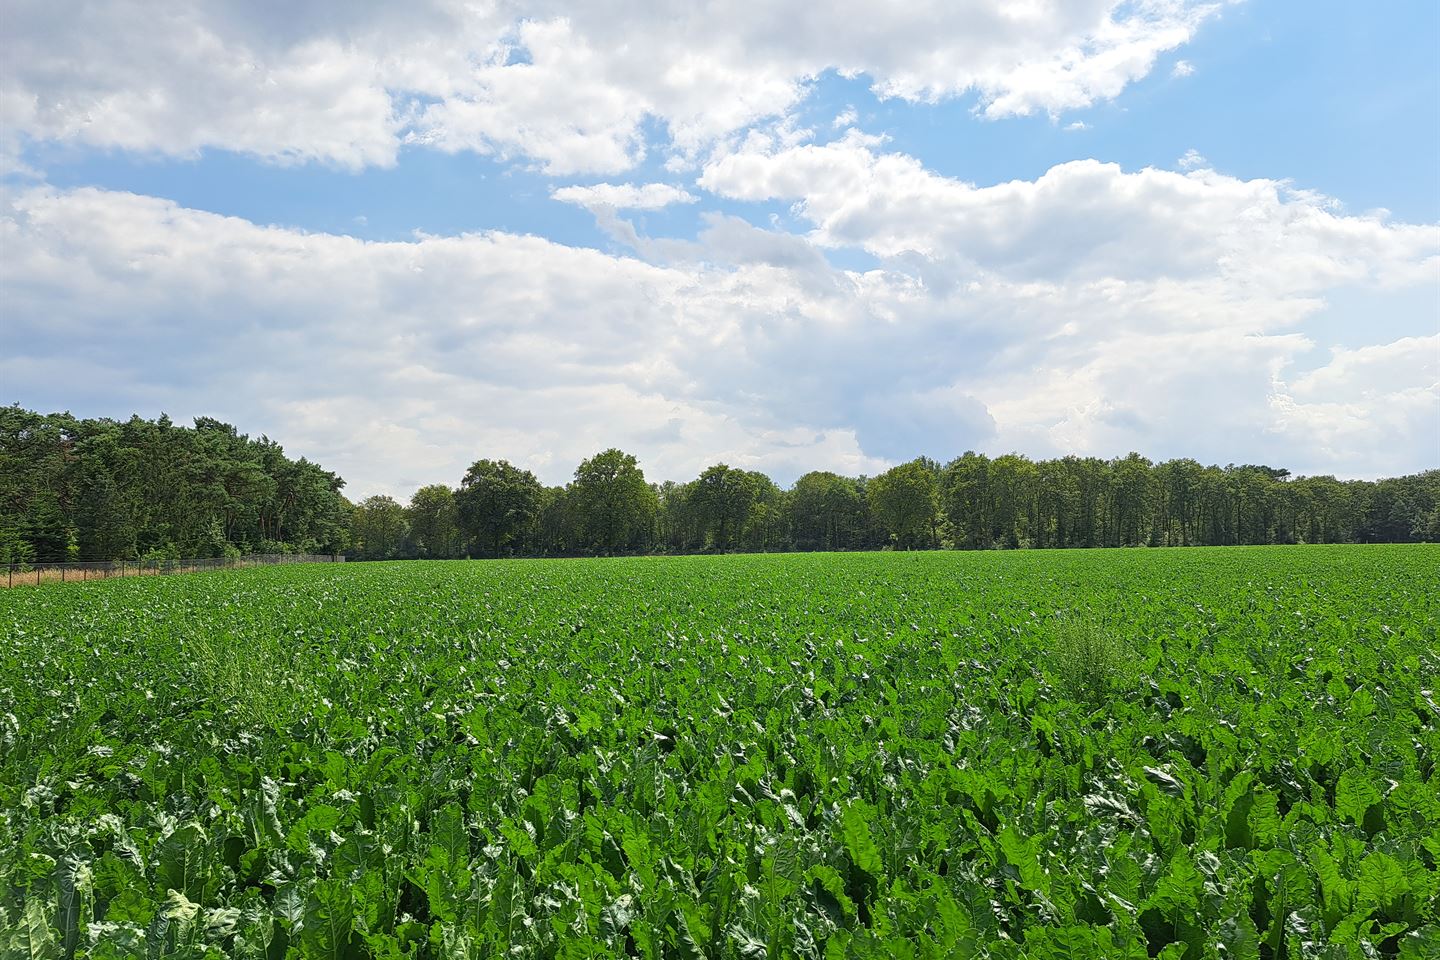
<box><xmin>2</xmin><ymin>0</ymin><xmax>1437</xmax><ymax>498</ymax></box>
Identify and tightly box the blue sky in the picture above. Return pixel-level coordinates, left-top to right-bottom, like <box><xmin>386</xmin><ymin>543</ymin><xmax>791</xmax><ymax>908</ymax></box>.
<box><xmin>2</xmin><ymin>0</ymin><xmax>1437</xmax><ymax>495</ymax></box>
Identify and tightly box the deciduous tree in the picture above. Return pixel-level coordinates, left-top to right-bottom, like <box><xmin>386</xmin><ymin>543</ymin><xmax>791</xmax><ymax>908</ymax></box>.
<box><xmin>868</xmin><ymin>460</ymin><xmax>939</xmax><ymax>549</ymax></box>
<box><xmin>456</xmin><ymin>459</ymin><xmax>541</xmax><ymax>556</ymax></box>
<box><xmin>571</xmin><ymin>448</ymin><xmax>656</xmax><ymax>554</ymax></box>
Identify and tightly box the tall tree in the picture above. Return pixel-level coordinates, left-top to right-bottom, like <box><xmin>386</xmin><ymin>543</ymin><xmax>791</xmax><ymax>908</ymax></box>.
<box><xmin>867</xmin><ymin>460</ymin><xmax>939</xmax><ymax>549</ymax></box>
<box><xmin>741</xmin><ymin>472</ymin><xmax>785</xmax><ymax>553</ymax></box>
<box><xmin>351</xmin><ymin>495</ymin><xmax>408</xmax><ymax>560</ymax></box>
<box><xmin>1109</xmin><ymin>453</ymin><xmax>1154</xmax><ymax>547</ymax></box>
<box><xmin>691</xmin><ymin>464</ymin><xmax>758</xmax><ymax>551</ymax></box>
<box><xmin>571</xmin><ymin>448</ymin><xmax>656</xmax><ymax>554</ymax></box>
<box><xmin>534</xmin><ymin>486</ymin><xmax>579</xmax><ymax>555</ymax></box>
<box><xmin>788</xmin><ymin>471</ymin><xmax>867</xmax><ymax>550</ymax></box>
<box><xmin>943</xmin><ymin>452</ymin><xmax>991</xmax><ymax>549</ymax></box>
<box><xmin>456</xmin><ymin>459</ymin><xmax>541</xmax><ymax>556</ymax></box>
<box><xmin>988</xmin><ymin>454</ymin><xmax>1039</xmax><ymax>548</ymax></box>
<box><xmin>407</xmin><ymin>484</ymin><xmax>460</xmax><ymax>558</ymax></box>
<box><xmin>654</xmin><ymin>480</ymin><xmax>701</xmax><ymax>553</ymax></box>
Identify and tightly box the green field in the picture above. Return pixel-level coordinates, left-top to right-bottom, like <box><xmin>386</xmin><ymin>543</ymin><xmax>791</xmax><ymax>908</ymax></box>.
<box><xmin>2</xmin><ymin>547</ymin><xmax>1437</xmax><ymax>958</ymax></box>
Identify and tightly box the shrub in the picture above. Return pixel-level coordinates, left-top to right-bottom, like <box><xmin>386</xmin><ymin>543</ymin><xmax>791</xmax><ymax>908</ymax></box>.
<box><xmin>140</xmin><ymin>542</ymin><xmax>181</xmax><ymax>571</ymax></box>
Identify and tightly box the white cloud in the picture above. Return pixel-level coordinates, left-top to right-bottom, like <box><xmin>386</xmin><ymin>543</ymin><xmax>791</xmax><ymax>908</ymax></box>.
<box><xmin>1172</xmin><ymin>59</ymin><xmax>1196</xmax><ymax>77</ymax></box>
<box><xmin>693</xmin><ymin>137</ymin><xmax>1438</xmax><ymax>477</ymax></box>
<box><xmin>1178</xmin><ymin>147</ymin><xmax>1207</xmax><ymax>169</ymax></box>
<box><xmin>698</xmin><ymin>134</ymin><xmax>1439</xmax><ymax>293</ymax></box>
<box><xmin>551</xmin><ymin>182</ymin><xmax>697</xmax><ymax>211</ymax></box>
<box><xmin>1269</xmin><ymin>336</ymin><xmax>1440</xmax><ymax>472</ymax></box>
<box><xmin>1065</xmin><ymin>121</ymin><xmax>1090</xmax><ymax>131</ymax></box>
<box><xmin>2</xmin><ymin>0</ymin><xmax>1230</xmax><ymax>173</ymax></box>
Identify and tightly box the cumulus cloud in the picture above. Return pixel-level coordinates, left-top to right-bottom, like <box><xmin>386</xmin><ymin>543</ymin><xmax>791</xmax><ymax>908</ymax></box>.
<box><xmin>551</xmin><ymin>182</ymin><xmax>697</xmax><ymax>211</ymax></box>
<box><xmin>1172</xmin><ymin>59</ymin><xmax>1196</xmax><ymax>77</ymax></box>
<box><xmin>698</xmin><ymin>133</ymin><xmax>1439</xmax><ymax>293</ymax></box>
<box><xmin>1267</xmin><ymin>336</ymin><xmax>1440</xmax><ymax>470</ymax></box>
<box><xmin>2</xmin><ymin>0</ymin><xmax>1229</xmax><ymax>173</ymax></box>
<box><xmin>3</xmin><ymin>155</ymin><xmax>1436</xmax><ymax>494</ymax></box>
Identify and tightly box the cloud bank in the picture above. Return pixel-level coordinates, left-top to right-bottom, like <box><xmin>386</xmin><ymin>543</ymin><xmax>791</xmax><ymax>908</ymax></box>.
<box><xmin>4</xmin><ymin>146</ymin><xmax>1435</xmax><ymax>496</ymax></box>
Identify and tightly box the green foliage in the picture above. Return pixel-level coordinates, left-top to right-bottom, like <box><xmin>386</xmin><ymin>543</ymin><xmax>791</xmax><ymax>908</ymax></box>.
<box><xmin>139</xmin><ymin>541</ymin><xmax>181</xmax><ymax>569</ymax></box>
<box><xmin>0</xmin><ymin>516</ymin><xmax>37</xmax><ymax>566</ymax></box>
<box><xmin>0</xmin><ymin>406</ymin><xmax>349</xmax><ymax>562</ymax></box>
<box><xmin>866</xmin><ymin>460</ymin><xmax>939</xmax><ymax>548</ymax></box>
<box><xmin>571</xmin><ymin>448</ymin><xmax>657</xmax><ymax>554</ymax></box>
<box><xmin>691</xmin><ymin>463</ymin><xmax>765</xmax><ymax>550</ymax></box>
<box><xmin>1</xmin><ymin>545</ymin><xmax>1437</xmax><ymax>957</ymax></box>
<box><xmin>350</xmin><ymin>494</ymin><xmax>409</xmax><ymax>560</ymax></box>
<box><xmin>405</xmin><ymin>484</ymin><xmax>460</xmax><ymax>558</ymax></box>
<box><xmin>789</xmin><ymin>471</ymin><xmax>870</xmax><ymax>551</ymax></box>
<box><xmin>456</xmin><ymin>458</ymin><xmax>542</xmax><ymax>556</ymax></box>
<box><xmin>5</xmin><ymin>405</ymin><xmax>1439</xmax><ymax>567</ymax></box>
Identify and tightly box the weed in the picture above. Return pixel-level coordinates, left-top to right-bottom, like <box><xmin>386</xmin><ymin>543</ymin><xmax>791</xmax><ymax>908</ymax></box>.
<box><xmin>1048</xmin><ymin>616</ymin><xmax>1135</xmax><ymax>706</ymax></box>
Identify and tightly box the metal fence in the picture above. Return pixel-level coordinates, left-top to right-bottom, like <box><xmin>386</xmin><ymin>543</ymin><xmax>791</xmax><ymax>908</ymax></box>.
<box><xmin>3</xmin><ymin>553</ymin><xmax>344</xmax><ymax>588</ymax></box>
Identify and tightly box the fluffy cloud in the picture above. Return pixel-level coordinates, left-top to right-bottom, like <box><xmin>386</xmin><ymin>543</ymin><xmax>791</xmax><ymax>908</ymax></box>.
<box><xmin>3</xmin><ymin>151</ymin><xmax>1435</xmax><ymax>495</ymax></box>
<box><xmin>2</xmin><ymin>0</ymin><xmax>1229</xmax><ymax>173</ymax></box>
<box><xmin>696</xmin><ymin>134</ymin><xmax>1438</xmax><ymax>474</ymax></box>
<box><xmin>1269</xmin><ymin>336</ymin><xmax>1440</xmax><ymax>468</ymax></box>
<box><xmin>551</xmin><ymin>182</ymin><xmax>697</xmax><ymax>211</ymax></box>
<box><xmin>0</xmin><ymin>184</ymin><xmax>893</xmax><ymax>492</ymax></box>
<box><xmin>699</xmin><ymin>133</ymin><xmax>1439</xmax><ymax>292</ymax></box>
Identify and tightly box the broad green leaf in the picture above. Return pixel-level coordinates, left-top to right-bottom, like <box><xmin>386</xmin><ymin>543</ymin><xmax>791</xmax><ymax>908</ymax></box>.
<box><xmin>301</xmin><ymin>879</ymin><xmax>356</xmax><ymax>960</ymax></box>
<box><xmin>154</xmin><ymin>824</ymin><xmax>209</xmax><ymax>900</ymax></box>
<box><xmin>5</xmin><ymin>899</ymin><xmax>59</xmax><ymax>960</ymax></box>
<box><xmin>1357</xmin><ymin>852</ymin><xmax>1409</xmax><ymax>909</ymax></box>
<box><xmin>840</xmin><ymin>802</ymin><xmax>883</xmax><ymax>877</ymax></box>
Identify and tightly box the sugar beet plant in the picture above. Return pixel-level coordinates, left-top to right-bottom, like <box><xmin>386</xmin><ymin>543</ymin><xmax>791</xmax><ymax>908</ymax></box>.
<box><xmin>1</xmin><ymin>546</ymin><xmax>1437</xmax><ymax>958</ymax></box>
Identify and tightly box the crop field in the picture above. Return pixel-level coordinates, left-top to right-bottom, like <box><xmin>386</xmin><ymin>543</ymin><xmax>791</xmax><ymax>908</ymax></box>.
<box><xmin>1</xmin><ymin>547</ymin><xmax>1437</xmax><ymax>959</ymax></box>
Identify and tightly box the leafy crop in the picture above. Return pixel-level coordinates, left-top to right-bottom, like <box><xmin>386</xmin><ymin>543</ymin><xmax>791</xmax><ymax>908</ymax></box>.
<box><xmin>1</xmin><ymin>546</ymin><xmax>1437</xmax><ymax>958</ymax></box>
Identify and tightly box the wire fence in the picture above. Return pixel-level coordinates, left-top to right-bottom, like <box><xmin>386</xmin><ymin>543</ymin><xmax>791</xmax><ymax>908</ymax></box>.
<box><xmin>2</xmin><ymin>553</ymin><xmax>344</xmax><ymax>588</ymax></box>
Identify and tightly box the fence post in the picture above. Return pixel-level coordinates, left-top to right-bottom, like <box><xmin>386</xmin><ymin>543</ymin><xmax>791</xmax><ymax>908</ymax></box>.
<box><xmin>61</xmin><ymin>566</ymin><xmax>65</xmax><ymax>583</ymax></box>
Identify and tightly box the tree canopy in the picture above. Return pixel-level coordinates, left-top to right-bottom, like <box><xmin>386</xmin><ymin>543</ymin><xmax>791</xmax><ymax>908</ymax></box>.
<box><xmin>1</xmin><ymin>406</ymin><xmax>348</xmax><ymax>563</ymax></box>
<box><xmin>867</xmin><ymin>460</ymin><xmax>941</xmax><ymax>549</ymax></box>
<box><xmin>4</xmin><ymin>405</ymin><xmax>1436</xmax><ymax>564</ymax></box>
<box><xmin>570</xmin><ymin>448</ymin><xmax>656</xmax><ymax>554</ymax></box>
<box><xmin>456</xmin><ymin>459</ymin><xmax>542</xmax><ymax>557</ymax></box>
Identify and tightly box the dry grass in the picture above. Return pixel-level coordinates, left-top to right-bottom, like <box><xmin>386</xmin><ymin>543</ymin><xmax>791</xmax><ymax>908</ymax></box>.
<box><xmin>3</xmin><ymin>563</ymin><xmax>227</xmax><ymax>588</ymax></box>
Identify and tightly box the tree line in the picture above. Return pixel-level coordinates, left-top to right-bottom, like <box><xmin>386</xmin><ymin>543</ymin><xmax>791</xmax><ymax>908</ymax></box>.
<box><xmin>351</xmin><ymin>448</ymin><xmax>1440</xmax><ymax>560</ymax></box>
<box><xmin>1</xmin><ymin>407</ymin><xmax>349</xmax><ymax>564</ymax></box>
<box><xmin>3</xmin><ymin>406</ymin><xmax>1435</xmax><ymax>564</ymax></box>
